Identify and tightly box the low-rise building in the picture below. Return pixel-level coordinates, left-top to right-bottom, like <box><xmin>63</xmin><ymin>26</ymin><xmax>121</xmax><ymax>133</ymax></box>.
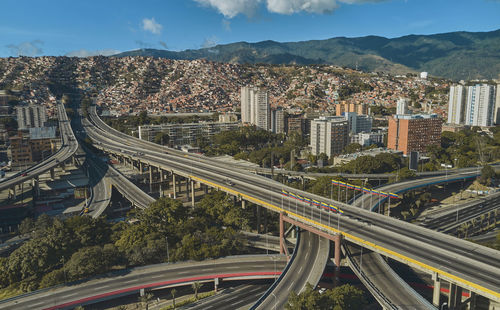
<box><xmin>138</xmin><ymin>122</ymin><xmax>239</xmax><ymax>147</ymax></box>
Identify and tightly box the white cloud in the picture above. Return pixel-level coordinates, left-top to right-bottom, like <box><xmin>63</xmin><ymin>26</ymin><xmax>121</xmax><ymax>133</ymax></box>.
<box><xmin>194</xmin><ymin>0</ymin><xmax>261</xmax><ymax>18</ymax></box>
<box><xmin>193</xmin><ymin>0</ymin><xmax>388</xmax><ymax>17</ymax></box>
<box><xmin>65</xmin><ymin>49</ymin><xmax>120</xmax><ymax>57</ymax></box>
<box><xmin>142</xmin><ymin>17</ymin><xmax>163</xmax><ymax>34</ymax></box>
<box><xmin>6</xmin><ymin>40</ymin><xmax>43</xmax><ymax>56</ymax></box>
<box><xmin>266</xmin><ymin>0</ymin><xmax>338</xmax><ymax>14</ymax></box>
<box><xmin>202</xmin><ymin>36</ymin><xmax>218</xmax><ymax>48</ymax></box>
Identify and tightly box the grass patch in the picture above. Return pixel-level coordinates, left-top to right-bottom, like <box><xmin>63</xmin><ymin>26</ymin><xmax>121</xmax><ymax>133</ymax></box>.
<box><xmin>160</xmin><ymin>291</ymin><xmax>216</xmax><ymax>310</ymax></box>
<box><xmin>0</xmin><ymin>285</ymin><xmax>24</xmax><ymax>301</ymax></box>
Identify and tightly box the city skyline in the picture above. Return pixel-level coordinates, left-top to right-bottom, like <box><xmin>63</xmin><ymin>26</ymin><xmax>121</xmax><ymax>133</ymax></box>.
<box><xmin>1</xmin><ymin>0</ymin><xmax>500</xmax><ymax>57</ymax></box>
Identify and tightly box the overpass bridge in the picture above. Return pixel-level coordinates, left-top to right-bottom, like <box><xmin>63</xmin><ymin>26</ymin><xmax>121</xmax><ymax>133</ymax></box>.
<box><xmin>87</xmin><ymin>106</ymin><xmax>500</xmax><ymax>306</ymax></box>
<box><xmin>0</xmin><ymin>104</ymin><xmax>78</xmax><ymax>198</ymax></box>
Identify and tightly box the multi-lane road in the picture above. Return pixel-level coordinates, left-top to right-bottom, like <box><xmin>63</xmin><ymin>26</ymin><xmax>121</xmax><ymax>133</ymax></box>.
<box><xmin>86</xmin><ymin>105</ymin><xmax>500</xmax><ymax>303</ymax></box>
<box><xmin>0</xmin><ymin>255</ymin><xmax>287</xmax><ymax>310</ymax></box>
<box><xmin>0</xmin><ymin>103</ymin><xmax>78</xmax><ymax>192</ymax></box>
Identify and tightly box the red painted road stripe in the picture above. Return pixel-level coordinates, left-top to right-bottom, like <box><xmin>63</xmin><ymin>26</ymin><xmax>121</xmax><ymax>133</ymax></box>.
<box><xmin>42</xmin><ymin>271</ymin><xmax>281</xmax><ymax>310</ymax></box>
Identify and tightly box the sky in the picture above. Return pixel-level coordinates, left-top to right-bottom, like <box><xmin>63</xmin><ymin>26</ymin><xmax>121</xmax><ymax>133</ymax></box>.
<box><xmin>0</xmin><ymin>0</ymin><xmax>499</xmax><ymax>57</ymax></box>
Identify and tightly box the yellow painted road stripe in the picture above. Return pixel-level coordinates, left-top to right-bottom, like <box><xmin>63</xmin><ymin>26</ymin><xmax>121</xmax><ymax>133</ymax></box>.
<box><xmin>190</xmin><ymin>175</ymin><xmax>500</xmax><ymax>299</ymax></box>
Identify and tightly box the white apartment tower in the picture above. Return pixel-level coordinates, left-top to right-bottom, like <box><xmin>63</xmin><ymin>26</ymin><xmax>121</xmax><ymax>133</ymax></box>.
<box><xmin>240</xmin><ymin>86</ymin><xmax>270</xmax><ymax>130</ymax></box>
<box><xmin>494</xmin><ymin>84</ymin><xmax>500</xmax><ymax>125</ymax></box>
<box><xmin>310</xmin><ymin>116</ymin><xmax>349</xmax><ymax>158</ymax></box>
<box><xmin>16</xmin><ymin>105</ymin><xmax>48</xmax><ymax>130</ymax></box>
<box><xmin>447</xmin><ymin>85</ymin><xmax>466</xmax><ymax>124</ymax></box>
<box><xmin>465</xmin><ymin>84</ymin><xmax>495</xmax><ymax>127</ymax></box>
<box><xmin>396</xmin><ymin>98</ymin><xmax>409</xmax><ymax>115</ymax></box>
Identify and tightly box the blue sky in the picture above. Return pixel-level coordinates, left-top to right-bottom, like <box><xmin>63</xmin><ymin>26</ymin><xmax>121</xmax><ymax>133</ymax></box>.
<box><xmin>1</xmin><ymin>0</ymin><xmax>499</xmax><ymax>57</ymax></box>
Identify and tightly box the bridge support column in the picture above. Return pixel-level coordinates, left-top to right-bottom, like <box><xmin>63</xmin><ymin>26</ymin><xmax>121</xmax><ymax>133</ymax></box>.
<box><xmin>191</xmin><ymin>179</ymin><xmax>195</xmax><ymax>207</ymax></box>
<box><xmin>432</xmin><ymin>272</ymin><xmax>441</xmax><ymax>307</ymax></box>
<box><xmin>159</xmin><ymin>169</ymin><xmax>164</xmax><ymax>197</ymax></box>
<box><xmin>10</xmin><ymin>186</ymin><xmax>16</xmax><ymax>200</ymax></box>
<box><xmin>50</xmin><ymin>167</ymin><xmax>55</xmax><ymax>180</ymax></box>
<box><xmin>149</xmin><ymin>166</ymin><xmax>153</xmax><ymax>193</ymax></box>
<box><xmin>172</xmin><ymin>173</ymin><xmax>177</xmax><ymax>199</ymax></box>
<box><xmin>139</xmin><ymin>161</ymin><xmax>143</xmax><ymax>173</ymax></box>
<box><xmin>32</xmin><ymin>176</ymin><xmax>40</xmax><ymax>197</ymax></box>
<box><xmin>334</xmin><ymin>234</ymin><xmax>342</xmax><ymax>287</ymax></box>
<box><xmin>214</xmin><ymin>278</ymin><xmax>219</xmax><ymax>293</ymax></box>
<box><xmin>241</xmin><ymin>200</ymin><xmax>246</xmax><ymax>209</ymax></box>
<box><xmin>72</xmin><ymin>156</ymin><xmax>77</xmax><ymax>166</ymax></box>
<box><xmin>448</xmin><ymin>283</ymin><xmax>462</xmax><ymax>309</ymax></box>
<box><xmin>256</xmin><ymin>205</ymin><xmax>261</xmax><ymax>233</ymax></box>
<box><xmin>279</xmin><ymin>212</ymin><xmax>285</xmax><ymax>255</ymax></box>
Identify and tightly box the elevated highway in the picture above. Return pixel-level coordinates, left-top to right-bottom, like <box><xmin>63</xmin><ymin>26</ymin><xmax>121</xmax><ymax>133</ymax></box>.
<box><xmin>0</xmin><ymin>255</ymin><xmax>286</xmax><ymax>310</ymax></box>
<box><xmin>86</xmin><ymin>106</ymin><xmax>500</xmax><ymax>304</ymax></box>
<box><xmin>0</xmin><ymin>103</ymin><xmax>78</xmax><ymax>193</ymax></box>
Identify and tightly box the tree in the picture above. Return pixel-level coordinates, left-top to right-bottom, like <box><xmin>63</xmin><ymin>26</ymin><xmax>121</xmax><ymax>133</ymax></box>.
<box><xmin>139</xmin><ymin>292</ymin><xmax>154</xmax><ymax>310</ymax></box>
<box><xmin>479</xmin><ymin>164</ymin><xmax>495</xmax><ymax>186</ymax></box>
<box><xmin>343</xmin><ymin>143</ymin><xmax>362</xmax><ymax>154</ymax></box>
<box><xmin>18</xmin><ymin>218</ymin><xmax>34</xmax><ymax>235</ymax></box>
<box><xmin>192</xmin><ymin>281</ymin><xmax>203</xmax><ymax>300</ymax></box>
<box><xmin>153</xmin><ymin>132</ymin><xmax>169</xmax><ymax>145</ymax></box>
<box><xmin>286</xmin><ymin>283</ymin><xmax>366</xmax><ymax>310</ymax></box>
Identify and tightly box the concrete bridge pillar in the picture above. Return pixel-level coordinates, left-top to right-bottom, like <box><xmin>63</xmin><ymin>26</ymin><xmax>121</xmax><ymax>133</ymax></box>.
<box><xmin>241</xmin><ymin>200</ymin><xmax>246</xmax><ymax>209</ymax></box>
<box><xmin>50</xmin><ymin>167</ymin><xmax>55</xmax><ymax>180</ymax></box>
<box><xmin>191</xmin><ymin>179</ymin><xmax>195</xmax><ymax>207</ymax></box>
<box><xmin>334</xmin><ymin>234</ymin><xmax>342</xmax><ymax>287</ymax></box>
<box><xmin>10</xmin><ymin>186</ymin><xmax>16</xmax><ymax>200</ymax></box>
<box><xmin>448</xmin><ymin>283</ymin><xmax>462</xmax><ymax>309</ymax></box>
<box><xmin>172</xmin><ymin>173</ymin><xmax>177</xmax><ymax>199</ymax></box>
<box><xmin>72</xmin><ymin>156</ymin><xmax>77</xmax><ymax>166</ymax></box>
<box><xmin>139</xmin><ymin>161</ymin><xmax>143</xmax><ymax>173</ymax></box>
<box><xmin>432</xmin><ymin>272</ymin><xmax>441</xmax><ymax>307</ymax></box>
<box><xmin>149</xmin><ymin>166</ymin><xmax>154</xmax><ymax>193</ymax></box>
<box><xmin>256</xmin><ymin>205</ymin><xmax>261</xmax><ymax>233</ymax></box>
<box><xmin>32</xmin><ymin>176</ymin><xmax>40</xmax><ymax>197</ymax></box>
<box><xmin>279</xmin><ymin>212</ymin><xmax>285</xmax><ymax>255</ymax></box>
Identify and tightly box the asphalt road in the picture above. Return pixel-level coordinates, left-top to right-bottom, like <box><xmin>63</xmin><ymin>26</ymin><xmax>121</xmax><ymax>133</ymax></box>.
<box><xmin>0</xmin><ymin>255</ymin><xmax>287</xmax><ymax>310</ymax></box>
<box><xmin>256</xmin><ymin>231</ymin><xmax>330</xmax><ymax>310</ymax></box>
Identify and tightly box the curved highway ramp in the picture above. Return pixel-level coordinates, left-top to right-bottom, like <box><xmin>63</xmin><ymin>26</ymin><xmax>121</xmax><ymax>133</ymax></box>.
<box><xmin>0</xmin><ymin>255</ymin><xmax>286</xmax><ymax>310</ymax></box>
<box><xmin>254</xmin><ymin>231</ymin><xmax>330</xmax><ymax>310</ymax></box>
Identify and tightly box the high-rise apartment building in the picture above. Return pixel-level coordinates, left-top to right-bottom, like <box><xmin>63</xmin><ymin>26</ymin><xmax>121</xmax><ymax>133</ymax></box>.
<box><xmin>240</xmin><ymin>86</ymin><xmax>270</xmax><ymax>130</ymax></box>
<box><xmin>344</xmin><ymin>112</ymin><xmax>372</xmax><ymax>134</ymax></box>
<box><xmin>494</xmin><ymin>84</ymin><xmax>500</xmax><ymax>125</ymax></box>
<box><xmin>396</xmin><ymin>98</ymin><xmax>409</xmax><ymax>115</ymax></box>
<box><xmin>240</xmin><ymin>86</ymin><xmax>254</xmax><ymax>124</ymax></box>
<box><xmin>388</xmin><ymin>114</ymin><xmax>441</xmax><ymax>155</ymax></box>
<box><xmin>286</xmin><ymin>114</ymin><xmax>305</xmax><ymax>136</ymax></box>
<box><xmin>271</xmin><ymin>108</ymin><xmax>285</xmax><ymax>134</ymax></box>
<box><xmin>310</xmin><ymin>116</ymin><xmax>349</xmax><ymax>158</ymax></box>
<box><xmin>465</xmin><ymin>84</ymin><xmax>495</xmax><ymax>127</ymax></box>
<box><xmin>447</xmin><ymin>85</ymin><xmax>466</xmax><ymax>124</ymax></box>
<box><xmin>16</xmin><ymin>105</ymin><xmax>47</xmax><ymax>130</ymax></box>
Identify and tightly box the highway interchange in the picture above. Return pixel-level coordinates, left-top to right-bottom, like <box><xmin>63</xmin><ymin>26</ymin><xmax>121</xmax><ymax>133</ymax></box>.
<box><xmin>86</xmin><ymin>106</ymin><xmax>500</xmax><ymax>303</ymax></box>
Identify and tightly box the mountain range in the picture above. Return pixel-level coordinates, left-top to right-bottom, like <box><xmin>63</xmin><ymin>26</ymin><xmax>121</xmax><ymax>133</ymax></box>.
<box><xmin>116</xmin><ymin>29</ymin><xmax>500</xmax><ymax>81</ymax></box>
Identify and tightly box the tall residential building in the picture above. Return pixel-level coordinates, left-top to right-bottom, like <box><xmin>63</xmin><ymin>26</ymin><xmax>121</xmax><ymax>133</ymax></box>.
<box><xmin>494</xmin><ymin>84</ymin><xmax>500</xmax><ymax>125</ymax></box>
<box><xmin>465</xmin><ymin>84</ymin><xmax>495</xmax><ymax>127</ymax></box>
<box><xmin>240</xmin><ymin>86</ymin><xmax>270</xmax><ymax>130</ymax></box>
<box><xmin>344</xmin><ymin>112</ymin><xmax>372</xmax><ymax>134</ymax></box>
<box><xmin>447</xmin><ymin>85</ymin><xmax>466</xmax><ymax>124</ymax></box>
<box><xmin>396</xmin><ymin>98</ymin><xmax>409</xmax><ymax>115</ymax></box>
<box><xmin>271</xmin><ymin>108</ymin><xmax>285</xmax><ymax>134</ymax></box>
<box><xmin>310</xmin><ymin>116</ymin><xmax>349</xmax><ymax>158</ymax></box>
<box><xmin>16</xmin><ymin>105</ymin><xmax>47</xmax><ymax>130</ymax></box>
<box><xmin>286</xmin><ymin>114</ymin><xmax>305</xmax><ymax>136</ymax></box>
<box><xmin>240</xmin><ymin>86</ymin><xmax>254</xmax><ymax>124</ymax></box>
<box><xmin>388</xmin><ymin>114</ymin><xmax>442</xmax><ymax>155</ymax></box>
